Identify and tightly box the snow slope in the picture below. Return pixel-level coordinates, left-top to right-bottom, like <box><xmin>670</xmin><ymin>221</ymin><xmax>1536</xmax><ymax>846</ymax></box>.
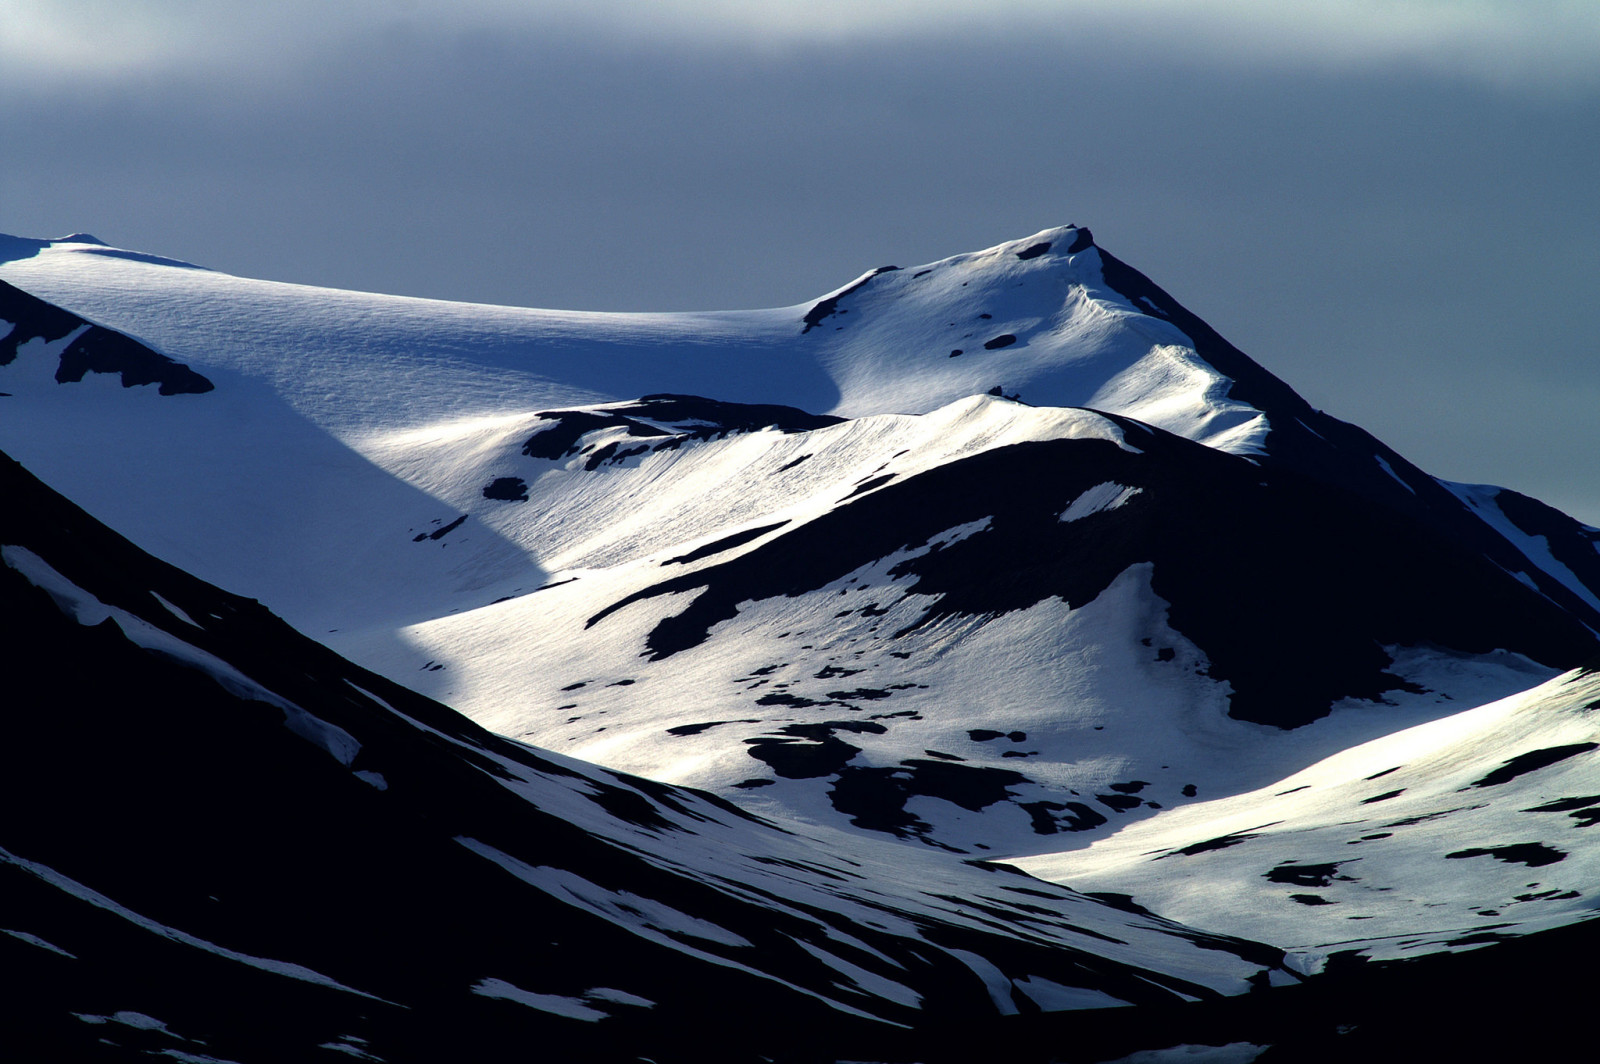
<box><xmin>1015</xmin><ymin>662</ymin><xmax>1600</xmax><ymax>961</ymax></box>
<box><xmin>0</xmin><ymin>446</ymin><xmax>1293</xmax><ymax>1063</ymax></box>
<box><xmin>343</xmin><ymin>394</ymin><xmax>1587</xmax><ymax>857</ymax></box>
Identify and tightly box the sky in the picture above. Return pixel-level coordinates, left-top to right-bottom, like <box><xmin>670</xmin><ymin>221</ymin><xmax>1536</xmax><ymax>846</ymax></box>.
<box><xmin>3</xmin><ymin>0</ymin><xmax>1598</xmax><ymax>522</ymax></box>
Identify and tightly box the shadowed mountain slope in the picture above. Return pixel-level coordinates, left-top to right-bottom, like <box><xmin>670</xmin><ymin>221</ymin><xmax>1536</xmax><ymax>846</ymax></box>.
<box><xmin>0</xmin><ymin>449</ymin><xmax>1291</xmax><ymax>1063</ymax></box>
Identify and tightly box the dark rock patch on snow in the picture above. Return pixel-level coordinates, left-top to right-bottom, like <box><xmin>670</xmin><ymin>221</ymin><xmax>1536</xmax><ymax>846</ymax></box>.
<box><xmin>523</xmin><ymin>395</ymin><xmax>844</xmax><ymax>469</ymax></box>
<box><xmin>666</xmin><ymin>719</ymin><xmax>761</xmax><ymax>737</ymax></box>
<box><xmin>581</xmin><ymin>441</ymin><xmax>652</xmax><ymax>469</ymax></box>
<box><xmin>481</xmin><ymin>477</ymin><xmax>529</xmax><ymax>502</ymax></box>
<box><xmin>0</xmin><ymin>279</ymin><xmax>80</xmax><ymax>363</ymax></box>
<box><xmin>1447</xmin><ymin>843</ymin><xmax>1567</xmax><ymax>867</ymax></box>
<box><xmin>754</xmin><ymin>691</ymin><xmax>827</xmax><ymax>708</ymax></box>
<box><xmin>1361</xmin><ymin>789</ymin><xmax>1406</xmax><ymax>804</ymax></box>
<box><xmin>1265</xmin><ymin>862</ymin><xmax>1348</xmax><ymax>888</ymax></box>
<box><xmin>1468</xmin><ymin>744</ymin><xmax>1599</xmax><ymax>789</ymax></box>
<box><xmin>744</xmin><ymin>721</ymin><xmax>885</xmax><ymax>779</ymax></box>
<box><xmin>968</xmin><ymin>729</ymin><xmax>1028</xmax><ymax>743</ymax></box>
<box><xmin>1524</xmin><ymin>795</ymin><xmax>1600</xmax><ymax>827</ymax></box>
<box><xmin>1</xmin><ymin>279</ymin><xmax>213</xmax><ymax>394</ymax></box>
<box><xmin>623</xmin><ymin>394</ymin><xmax>843</xmax><ymax>434</ymax></box>
<box><xmin>1161</xmin><ymin>830</ymin><xmax>1272</xmax><ymax>858</ymax></box>
<box><xmin>56</xmin><ymin>326</ymin><xmax>214</xmax><ymax>394</ymax></box>
<box><xmin>1384</xmin><ymin>809</ymin><xmax>1462</xmax><ymax>827</ymax></box>
<box><xmin>982</xmin><ymin>334</ymin><xmax>1018</xmax><ymax>350</ymax></box>
<box><xmin>414</xmin><ymin>515</ymin><xmax>467</xmax><ymax>542</ymax></box>
<box><xmin>522</xmin><ymin>409</ymin><xmax>667</xmax><ymax>460</ymax></box>
<box><xmin>665</xmin><ymin>522</ymin><xmax>789</xmax><ymax>566</ymax></box>
<box><xmin>826</xmin><ymin>687</ymin><xmax>892</xmax><ymax>702</ymax></box>
<box><xmin>1022</xmin><ymin>800</ymin><xmax>1108</xmax><ymax>835</ymax></box>
<box><xmin>1015</xmin><ymin>242</ymin><xmax>1052</xmax><ymax>260</ymax></box>
<box><xmin>830</xmin><ymin>759</ymin><xmax>1028</xmax><ymax>841</ymax></box>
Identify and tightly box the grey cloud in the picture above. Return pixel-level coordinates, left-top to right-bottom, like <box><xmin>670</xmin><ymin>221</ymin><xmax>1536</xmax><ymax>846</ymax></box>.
<box><xmin>10</xmin><ymin>2</ymin><xmax>1600</xmax><ymax>92</ymax></box>
<box><xmin>1</xmin><ymin>22</ymin><xmax>1596</xmax><ymax>521</ymax></box>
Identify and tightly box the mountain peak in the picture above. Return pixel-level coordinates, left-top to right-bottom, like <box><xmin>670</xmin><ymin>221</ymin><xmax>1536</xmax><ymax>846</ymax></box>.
<box><xmin>991</xmin><ymin>223</ymin><xmax>1094</xmax><ymax>259</ymax></box>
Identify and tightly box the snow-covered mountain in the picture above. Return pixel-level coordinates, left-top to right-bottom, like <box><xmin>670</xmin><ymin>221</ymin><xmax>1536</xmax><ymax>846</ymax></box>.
<box><xmin>4</xmin><ymin>227</ymin><xmax>1595</xmax><ymax>857</ymax></box>
<box><xmin>0</xmin><ymin>447</ymin><xmax>1292</xmax><ymax>1062</ymax></box>
<box><xmin>6</xmin><ymin>224</ymin><xmax>1600</xmax><ymax>1060</ymax></box>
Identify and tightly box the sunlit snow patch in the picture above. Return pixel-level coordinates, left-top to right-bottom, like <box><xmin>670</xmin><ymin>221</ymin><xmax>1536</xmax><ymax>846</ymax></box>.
<box><xmin>1060</xmin><ymin>482</ymin><xmax>1142</xmax><ymax>523</ymax></box>
<box><xmin>2</xmin><ymin>927</ymin><xmax>76</xmax><ymax>958</ymax></box>
<box><xmin>471</xmin><ymin>979</ymin><xmax>609</xmax><ymax>1022</ymax></box>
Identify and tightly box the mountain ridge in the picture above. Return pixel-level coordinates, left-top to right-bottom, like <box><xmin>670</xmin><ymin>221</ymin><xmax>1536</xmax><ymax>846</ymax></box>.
<box><xmin>9</xmin><ymin>222</ymin><xmax>1600</xmax><ymax>1060</ymax></box>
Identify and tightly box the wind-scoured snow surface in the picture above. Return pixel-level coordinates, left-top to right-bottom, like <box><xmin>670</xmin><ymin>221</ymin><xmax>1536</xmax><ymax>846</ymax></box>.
<box><xmin>0</xmin><ymin>227</ymin><xmax>1261</xmax><ymax>443</ymax></box>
